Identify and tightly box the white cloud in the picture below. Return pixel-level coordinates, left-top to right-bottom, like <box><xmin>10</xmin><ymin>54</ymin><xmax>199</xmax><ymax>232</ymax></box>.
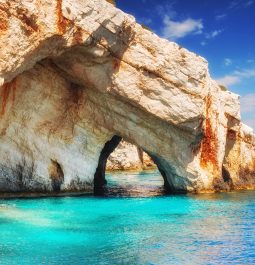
<box><xmin>228</xmin><ymin>0</ymin><xmax>240</xmax><ymax>9</ymax></box>
<box><xmin>241</xmin><ymin>94</ymin><xmax>255</xmax><ymax>113</ymax></box>
<box><xmin>228</xmin><ymin>0</ymin><xmax>253</xmax><ymax>9</ymax></box>
<box><xmin>245</xmin><ymin>0</ymin><xmax>254</xmax><ymax>7</ymax></box>
<box><xmin>247</xmin><ymin>59</ymin><xmax>255</xmax><ymax>63</ymax></box>
<box><xmin>162</xmin><ymin>16</ymin><xmax>203</xmax><ymax>40</ymax></box>
<box><xmin>217</xmin><ymin>68</ymin><xmax>255</xmax><ymax>87</ymax></box>
<box><xmin>224</xmin><ymin>58</ymin><xmax>232</xmax><ymax>66</ymax></box>
<box><xmin>241</xmin><ymin>93</ymin><xmax>255</xmax><ymax>129</ymax></box>
<box><xmin>201</xmin><ymin>29</ymin><xmax>223</xmax><ymax>45</ymax></box>
<box><xmin>206</xmin><ymin>29</ymin><xmax>223</xmax><ymax>39</ymax></box>
<box><xmin>215</xmin><ymin>14</ymin><xmax>227</xmax><ymax>20</ymax></box>
<box><xmin>243</xmin><ymin>118</ymin><xmax>255</xmax><ymax>129</ymax></box>
<box><xmin>156</xmin><ymin>3</ymin><xmax>176</xmax><ymax>18</ymax></box>
<box><xmin>216</xmin><ymin>75</ymin><xmax>241</xmax><ymax>86</ymax></box>
<box><xmin>233</xmin><ymin>69</ymin><xmax>255</xmax><ymax>78</ymax></box>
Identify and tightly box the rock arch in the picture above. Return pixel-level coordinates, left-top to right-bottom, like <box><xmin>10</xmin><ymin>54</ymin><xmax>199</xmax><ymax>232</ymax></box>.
<box><xmin>0</xmin><ymin>0</ymin><xmax>255</xmax><ymax>194</ymax></box>
<box><xmin>94</xmin><ymin>136</ymin><xmax>173</xmax><ymax>195</ymax></box>
<box><xmin>106</xmin><ymin>140</ymin><xmax>157</xmax><ymax>172</ymax></box>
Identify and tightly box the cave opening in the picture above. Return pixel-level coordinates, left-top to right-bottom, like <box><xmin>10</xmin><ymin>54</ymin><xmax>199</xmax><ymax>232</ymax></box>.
<box><xmin>94</xmin><ymin>135</ymin><xmax>168</xmax><ymax>197</ymax></box>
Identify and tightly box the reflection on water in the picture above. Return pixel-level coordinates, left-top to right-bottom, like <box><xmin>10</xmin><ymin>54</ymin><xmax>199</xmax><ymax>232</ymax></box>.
<box><xmin>0</xmin><ymin>204</ymin><xmax>54</xmax><ymax>227</ymax></box>
<box><xmin>104</xmin><ymin>169</ymin><xmax>165</xmax><ymax>197</ymax></box>
<box><xmin>0</xmin><ymin>171</ymin><xmax>255</xmax><ymax>265</ymax></box>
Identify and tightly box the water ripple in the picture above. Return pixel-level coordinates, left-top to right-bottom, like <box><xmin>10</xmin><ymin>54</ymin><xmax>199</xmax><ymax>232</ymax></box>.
<box><xmin>0</xmin><ymin>172</ymin><xmax>255</xmax><ymax>264</ymax></box>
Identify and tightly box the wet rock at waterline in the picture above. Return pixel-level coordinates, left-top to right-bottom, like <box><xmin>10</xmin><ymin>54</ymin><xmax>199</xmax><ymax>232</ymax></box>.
<box><xmin>0</xmin><ymin>0</ymin><xmax>255</xmax><ymax>194</ymax></box>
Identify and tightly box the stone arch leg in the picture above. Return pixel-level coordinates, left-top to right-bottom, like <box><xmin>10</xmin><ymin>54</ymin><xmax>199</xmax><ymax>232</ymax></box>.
<box><xmin>94</xmin><ymin>135</ymin><xmax>122</xmax><ymax>194</ymax></box>
<box><xmin>145</xmin><ymin>151</ymin><xmax>186</xmax><ymax>194</ymax></box>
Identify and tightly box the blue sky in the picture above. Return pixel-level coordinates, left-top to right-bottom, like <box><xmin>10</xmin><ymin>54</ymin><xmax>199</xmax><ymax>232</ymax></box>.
<box><xmin>116</xmin><ymin>0</ymin><xmax>255</xmax><ymax>129</ymax></box>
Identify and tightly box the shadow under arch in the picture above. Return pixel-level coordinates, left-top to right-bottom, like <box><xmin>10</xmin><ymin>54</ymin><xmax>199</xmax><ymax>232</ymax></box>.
<box><xmin>94</xmin><ymin>135</ymin><xmax>176</xmax><ymax>195</ymax></box>
<box><xmin>94</xmin><ymin>135</ymin><xmax>122</xmax><ymax>194</ymax></box>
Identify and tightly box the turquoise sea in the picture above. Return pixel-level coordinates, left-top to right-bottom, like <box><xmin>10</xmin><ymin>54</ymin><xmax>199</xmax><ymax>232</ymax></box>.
<box><xmin>0</xmin><ymin>170</ymin><xmax>255</xmax><ymax>265</ymax></box>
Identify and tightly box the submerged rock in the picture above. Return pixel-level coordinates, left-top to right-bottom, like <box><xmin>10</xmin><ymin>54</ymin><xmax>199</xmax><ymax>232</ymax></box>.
<box><xmin>0</xmin><ymin>0</ymin><xmax>254</xmax><ymax>194</ymax></box>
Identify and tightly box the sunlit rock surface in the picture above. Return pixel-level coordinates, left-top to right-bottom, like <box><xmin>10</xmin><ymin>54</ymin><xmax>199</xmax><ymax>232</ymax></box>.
<box><xmin>0</xmin><ymin>0</ymin><xmax>254</xmax><ymax>194</ymax></box>
<box><xmin>106</xmin><ymin>140</ymin><xmax>156</xmax><ymax>171</ymax></box>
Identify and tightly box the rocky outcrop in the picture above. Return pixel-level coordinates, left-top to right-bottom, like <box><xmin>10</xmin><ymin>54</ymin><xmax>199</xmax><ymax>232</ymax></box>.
<box><xmin>0</xmin><ymin>0</ymin><xmax>254</xmax><ymax>194</ymax></box>
<box><xmin>106</xmin><ymin>140</ymin><xmax>156</xmax><ymax>171</ymax></box>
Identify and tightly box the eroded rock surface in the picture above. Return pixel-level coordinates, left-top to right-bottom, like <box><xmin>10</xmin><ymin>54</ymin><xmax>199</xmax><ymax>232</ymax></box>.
<box><xmin>106</xmin><ymin>140</ymin><xmax>156</xmax><ymax>171</ymax></box>
<box><xmin>0</xmin><ymin>0</ymin><xmax>254</xmax><ymax>194</ymax></box>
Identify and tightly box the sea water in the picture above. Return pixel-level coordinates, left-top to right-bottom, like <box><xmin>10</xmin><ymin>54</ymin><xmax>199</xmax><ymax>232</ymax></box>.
<box><xmin>0</xmin><ymin>170</ymin><xmax>255</xmax><ymax>265</ymax></box>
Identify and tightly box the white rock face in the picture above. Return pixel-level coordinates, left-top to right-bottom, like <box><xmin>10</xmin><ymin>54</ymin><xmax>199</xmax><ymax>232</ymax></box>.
<box><xmin>106</xmin><ymin>140</ymin><xmax>156</xmax><ymax>171</ymax></box>
<box><xmin>0</xmin><ymin>0</ymin><xmax>254</xmax><ymax>194</ymax></box>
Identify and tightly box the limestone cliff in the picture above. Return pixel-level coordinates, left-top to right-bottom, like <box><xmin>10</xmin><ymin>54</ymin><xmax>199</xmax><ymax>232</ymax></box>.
<box><xmin>0</xmin><ymin>0</ymin><xmax>254</xmax><ymax>194</ymax></box>
<box><xmin>106</xmin><ymin>140</ymin><xmax>156</xmax><ymax>171</ymax></box>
